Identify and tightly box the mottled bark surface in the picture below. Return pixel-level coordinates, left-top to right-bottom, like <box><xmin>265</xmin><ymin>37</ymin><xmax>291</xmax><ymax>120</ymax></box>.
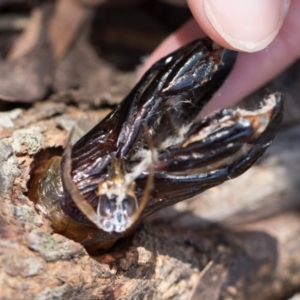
<box><xmin>1</xmin><ymin>102</ymin><xmax>300</xmax><ymax>300</ymax></box>
<box><xmin>1</xmin><ymin>1</ymin><xmax>300</xmax><ymax>300</ymax></box>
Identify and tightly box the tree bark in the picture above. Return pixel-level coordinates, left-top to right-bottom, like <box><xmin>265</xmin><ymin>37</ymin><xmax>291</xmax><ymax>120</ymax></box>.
<box><xmin>1</xmin><ymin>100</ymin><xmax>300</xmax><ymax>300</ymax></box>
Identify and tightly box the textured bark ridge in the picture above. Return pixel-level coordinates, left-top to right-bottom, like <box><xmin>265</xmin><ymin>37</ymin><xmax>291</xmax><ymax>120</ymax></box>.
<box><xmin>1</xmin><ymin>100</ymin><xmax>300</xmax><ymax>300</ymax></box>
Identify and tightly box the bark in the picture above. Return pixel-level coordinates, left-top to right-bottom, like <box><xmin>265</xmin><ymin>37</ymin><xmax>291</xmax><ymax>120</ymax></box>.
<box><xmin>1</xmin><ymin>100</ymin><xmax>300</xmax><ymax>300</ymax></box>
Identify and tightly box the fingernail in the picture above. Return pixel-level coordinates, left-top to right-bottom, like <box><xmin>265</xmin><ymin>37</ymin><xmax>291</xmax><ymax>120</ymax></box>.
<box><xmin>204</xmin><ymin>0</ymin><xmax>290</xmax><ymax>52</ymax></box>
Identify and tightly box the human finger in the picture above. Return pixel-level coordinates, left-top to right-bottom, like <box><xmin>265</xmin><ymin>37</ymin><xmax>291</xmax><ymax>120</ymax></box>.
<box><xmin>187</xmin><ymin>0</ymin><xmax>290</xmax><ymax>52</ymax></box>
<box><xmin>139</xmin><ymin>0</ymin><xmax>300</xmax><ymax>113</ymax></box>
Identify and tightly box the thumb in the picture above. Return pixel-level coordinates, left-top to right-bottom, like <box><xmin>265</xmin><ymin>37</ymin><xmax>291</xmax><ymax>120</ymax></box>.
<box><xmin>188</xmin><ymin>0</ymin><xmax>290</xmax><ymax>52</ymax></box>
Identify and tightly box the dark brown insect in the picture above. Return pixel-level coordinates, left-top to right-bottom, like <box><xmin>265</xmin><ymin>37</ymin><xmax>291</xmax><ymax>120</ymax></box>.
<box><xmin>29</xmin><ymin>38</ymin><xmax>283</xmax><ymax>253</ymax></box>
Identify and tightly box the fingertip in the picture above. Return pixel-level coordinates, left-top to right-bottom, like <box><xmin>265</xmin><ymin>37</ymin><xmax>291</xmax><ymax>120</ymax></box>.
<box><xmin>188</xmin><ymin>0</ymin><xmax>290</xmax><ymax>52</ymax></box>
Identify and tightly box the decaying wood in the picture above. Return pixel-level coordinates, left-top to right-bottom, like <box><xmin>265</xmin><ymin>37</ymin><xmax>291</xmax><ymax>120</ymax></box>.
<box><xmin>0</xmin><ymin>1</ymin><xmax>91</xmax><ymax>102</ymax></box>
<box><xmin>1</xmin><ymin>1</ymin><xmax>300</xmax><ymax>299</ymax></box>
<box><xmin>0</xmin><ymin>100</ymin><xmax>300</xmax><ymax>300</ymax></box>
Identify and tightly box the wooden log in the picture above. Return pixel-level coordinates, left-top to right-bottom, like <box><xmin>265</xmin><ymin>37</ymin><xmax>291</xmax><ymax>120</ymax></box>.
<box><xmin>1</xmin><ymin>101</ymin><xmax>300</xmax><ymax>299</ymax></box>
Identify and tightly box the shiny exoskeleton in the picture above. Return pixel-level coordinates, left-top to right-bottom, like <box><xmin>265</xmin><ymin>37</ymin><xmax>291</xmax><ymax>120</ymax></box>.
<box><xmin>29</xmin><ymin>38</ymin><xmax>283</xmax><ymax>253</ymax></box>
